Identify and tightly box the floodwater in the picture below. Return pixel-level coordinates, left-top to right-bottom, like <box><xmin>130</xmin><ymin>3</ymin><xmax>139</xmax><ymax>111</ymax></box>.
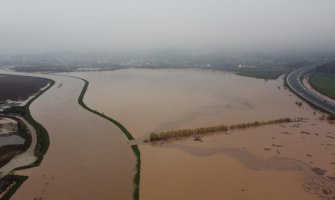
<box><xmin>1</xmin><ymin>71</ymin><xmax>136</xmax><ymax>200</ymax></box>
<box><xmin>73</xmin><ymin>68</ymin><xmax>335</xmax><ymax>200</ymax></box>
<box><xmin>0</xmin><ymin>135</ymin><xmax>24</xmax><ymax>147</ymax></box>
<box><xmin>0</xmin><ymin>117</ymin><xmax>25</xmax><ymax>148</ymax></box>
<box><xmin>74</xmin><ymin>68</ymin><xmax>317</xmax><ymax>137</ymax></box>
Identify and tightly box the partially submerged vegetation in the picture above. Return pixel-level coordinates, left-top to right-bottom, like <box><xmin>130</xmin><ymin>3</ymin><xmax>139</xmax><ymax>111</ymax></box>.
<box><xmin>148</xmin><ymin>118</ymin><xmax>296</xmax><ymax>142</ymax></box>
<box><xmin>131</xmin><ymin>145</ymin><xmax>141</xmax><ymax>200</ymax></box>
<box><xmin>310</xmin><ymin>72</ymin><xmax>335</xmax><ymax>100</ymax></box>
<box><xmin>0</xmin><ymin>175</ymin><xmax>28</xmax><ymax>200</ymax></box>
<box><xmin>235</xmin><ymin>67</ymin><xmax>288</xmax><ymax>80</ymax></box>
<box><xmin>327</xmin><ymin>114</ymin><xmax>335</xmax><ymax>120</ymax></box>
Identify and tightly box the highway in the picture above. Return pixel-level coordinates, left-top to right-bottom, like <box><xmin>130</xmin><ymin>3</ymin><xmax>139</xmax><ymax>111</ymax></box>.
<box><xmin>286</xmin><ymin>66</ymin><xmax>335</xmax><ymax>115</ymax></box>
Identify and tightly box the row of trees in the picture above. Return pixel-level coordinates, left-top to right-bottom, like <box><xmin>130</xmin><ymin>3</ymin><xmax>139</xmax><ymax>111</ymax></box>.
<box><xmin>149</xmin><ymin>117</ymin><xmax>293</xmax><ymax>142</ymax></box>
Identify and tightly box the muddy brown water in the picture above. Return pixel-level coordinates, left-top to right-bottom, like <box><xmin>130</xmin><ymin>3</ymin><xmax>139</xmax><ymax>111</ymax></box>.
<box><xmin>73</xmin><ymin>68</ymin><xmax>317</xmax><ymax>136</ymax></box>
<box><xmin>1</xmin><ymin>71</ymin><xmax>135</xmax><ymax>200</ymax></box>
<box><xmin>73</xmin><ymin>68</ymin><xmax>335</xmax><ymax>200</ymax></box>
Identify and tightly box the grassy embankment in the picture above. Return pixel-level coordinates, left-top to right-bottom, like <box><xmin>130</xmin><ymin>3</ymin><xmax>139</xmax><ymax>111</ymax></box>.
<box><xmin>0</xmin><ymin>175</ymin><xmax>28</xmax><ymax>200</ymax></box>
<box><xmin>310</xmin><ymin>72</ymin><xmax>335</xmax><ymax>100</ymax></box>
<box><xmin>235</xmin><ymin>68</ymin><xmax>288</xmax><ymax>80</ymax></box>
<box><xmin>149</xmin><ymin>118</ymin><xmax>294</xmax><ymax>142</ymax></box>
<box><xmin>75</xmin><ymin>77</ymin><xmax>140</xmax><ymax>200</ymax></box>
<box><xmin>0</xmin><ymin>76</ymin><xmax>55</xmax><ymax>200</ymax></box>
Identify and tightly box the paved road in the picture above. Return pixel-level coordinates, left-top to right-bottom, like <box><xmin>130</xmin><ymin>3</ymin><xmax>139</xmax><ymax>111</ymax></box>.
<box><xmin>286</xmin><ymin>66</ymin><xmax>335</xmax><ymax>115</ymax></box>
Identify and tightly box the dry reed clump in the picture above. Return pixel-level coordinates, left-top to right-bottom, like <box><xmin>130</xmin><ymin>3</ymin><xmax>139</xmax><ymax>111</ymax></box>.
<box><xmin>295</xmin><ymin>101</ymin><xmax>303</xmax><ymax>107</ymax></box>
<box><xmin>149</xmin><ymin>117</ymin><xmax>293</xmax><ymax>142</ymax></box>
<box><xmin>327</xmin><ymin>114</ymin><xmax>335</xmax><ymax>121</ymax></box>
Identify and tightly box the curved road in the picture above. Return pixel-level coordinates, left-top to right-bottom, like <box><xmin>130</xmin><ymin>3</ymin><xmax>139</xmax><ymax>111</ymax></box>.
<box><xmin>286</xmin><ymin>66</ymin><xmax>335</xmax><ymax>115</ymax></box>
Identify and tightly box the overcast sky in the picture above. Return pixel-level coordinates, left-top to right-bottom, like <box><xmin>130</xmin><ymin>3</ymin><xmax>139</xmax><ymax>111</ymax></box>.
<box><xmin>0</xmin><ymin>0</ymin><xmax>334</xmax><ymax>54</ymax></box>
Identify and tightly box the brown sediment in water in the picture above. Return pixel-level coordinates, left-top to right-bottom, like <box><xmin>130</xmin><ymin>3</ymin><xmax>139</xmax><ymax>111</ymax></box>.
<box><xmin>71</xmin><ymin>68</ymin><xmax>335</xmax><ymax>200</ymax></box>
<box><xmin>140</xmin><ymin>145</ymin><xmax>320</xmax><ymax>200</ymax></box>
<box><xmin>141</xmin><ymin>121</ymin><xmax>335</xmax><ymax>200</ymax></box>
<box><xmin>1</xmin><ymin>71</ymin><xmax>136</xmax><ymax>200</ymax></box>
<box><xmin>72</xmin><ymin>69</ymin><xmax>322</xmax><ymax>137</ymax></box>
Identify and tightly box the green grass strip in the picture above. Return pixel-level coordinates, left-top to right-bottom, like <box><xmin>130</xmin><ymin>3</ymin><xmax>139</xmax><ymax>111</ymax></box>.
<box><xmin>235</xmin><ymin>68</ymin><xmax>288</xmax><ymax>80</ymax></box>
<box><xmin>0</xmin><ymin>175</ymin><xmax>28</xmax><ymax>200</ymax></box>
<box><xmin>131</xmin><ymin>145</ymin><xmax>141</xmax><ymax>200</ymax></box>
<box><xmin>63</xmin><ymin>74</ymin><xmax>140</xmax><ymax>200</ymax></box>
<box><xmin>77</xmin><ymin>78</ymin><xmax>135</xmax><ymax>140</ymax></box>
<box><xmin>310</xmin><ymin>72</ymin><xmax>335</xmax><ymax>100</ymax></box>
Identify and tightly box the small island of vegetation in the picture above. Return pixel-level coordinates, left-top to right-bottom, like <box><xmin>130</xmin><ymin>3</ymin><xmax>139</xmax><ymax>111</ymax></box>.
<box><xmin>148</xmin><ymin>117</ymin><xmax>297</xmax><ymax>142</ymax></box>
<box><xmin>235</xmin><ymin>67</ymin><xmax>289</xmax><ymax>80</ymax></box>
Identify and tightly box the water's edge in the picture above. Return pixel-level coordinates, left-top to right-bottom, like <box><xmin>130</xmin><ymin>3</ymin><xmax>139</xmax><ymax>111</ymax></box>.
<box><xmin>62</xmin><ymin>74</ymin><xmax>141</xmax><ymax>200</ymax></box>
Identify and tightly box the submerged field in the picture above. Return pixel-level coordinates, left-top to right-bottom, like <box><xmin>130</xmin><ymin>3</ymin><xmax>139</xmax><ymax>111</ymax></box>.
<box><xmin>73</xmin><ymin>68</ymin><xmax>335</xmax><ymax>200</ymax></box>
<box><xmin>0</xmin><ymin>75</ymin><xmax>49</xmax><ymax>102</ymax></box>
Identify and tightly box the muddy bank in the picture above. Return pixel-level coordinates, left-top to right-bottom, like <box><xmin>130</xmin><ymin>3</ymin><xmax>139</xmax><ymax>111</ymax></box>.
<box><xmin>1</xmin><ymin>72</ymin><xmax>137</xmax><ymax>200</ymax></box>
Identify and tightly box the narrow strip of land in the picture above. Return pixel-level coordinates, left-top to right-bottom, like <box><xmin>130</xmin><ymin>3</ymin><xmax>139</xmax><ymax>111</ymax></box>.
<box><xmin>148</xmin><ymin>117</ymin><xmax>296</xmax><ymax>142</ymax></box>
<box><xmin>0</xmin><ymin>70</ymin><xmax>136</xmax><ymax>200</ymax></box>
<box><xmin>69</xmin><ymin>75</ymin><xmax>140</xmax><ymax>200</ymax></box>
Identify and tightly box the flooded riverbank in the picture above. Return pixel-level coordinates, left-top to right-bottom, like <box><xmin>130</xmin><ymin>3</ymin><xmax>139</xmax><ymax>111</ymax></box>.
<box><xmin>1</xmin><ymin>71</ymin><xmax>136</xmax><ymax>200</ymax></box>
<box><xmin>73</xmin><ymin>68</ymin><xmax>335</xmax><ymax>199</ymax></box>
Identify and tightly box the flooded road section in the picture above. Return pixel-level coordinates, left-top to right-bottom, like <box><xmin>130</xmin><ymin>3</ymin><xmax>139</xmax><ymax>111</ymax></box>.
<box><xmin>73</xmin><ymin>68</ymin><xmax>335</xmax><ymax>200</ymax></box>
<box><xmin>2</xmin><ymin>71</ymin><xmax>135</xmax><ymax>200</ymax></box>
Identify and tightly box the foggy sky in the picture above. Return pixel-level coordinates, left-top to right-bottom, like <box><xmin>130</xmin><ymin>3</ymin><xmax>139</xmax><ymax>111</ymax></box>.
<box><xmin>1</xmin><ymin>0</ymin><xmax>335</xmax><ymax>54</ymax></box>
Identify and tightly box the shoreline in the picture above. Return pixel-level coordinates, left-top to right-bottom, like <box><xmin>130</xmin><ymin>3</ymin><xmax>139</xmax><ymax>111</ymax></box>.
<box><xmin>1</xmin><ymin>70</ymin><xmax>140</xmax><ymax>200</ymax></box>
<box><xmin>58</xmin><ymin>74</ymin><xmax>141</xmax><ymax>200</ymax></box>
<box><xmin>0</xmin><ymin>72</ymin><xmax>55</xmax><ymax>199</ymax></box>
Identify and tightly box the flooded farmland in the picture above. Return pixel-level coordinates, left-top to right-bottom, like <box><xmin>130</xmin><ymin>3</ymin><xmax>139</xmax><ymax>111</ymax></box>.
<box><xmin>73</xmin><ymin>68</ymin><xmax>335</xmax><ymax>200</ymax></box>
